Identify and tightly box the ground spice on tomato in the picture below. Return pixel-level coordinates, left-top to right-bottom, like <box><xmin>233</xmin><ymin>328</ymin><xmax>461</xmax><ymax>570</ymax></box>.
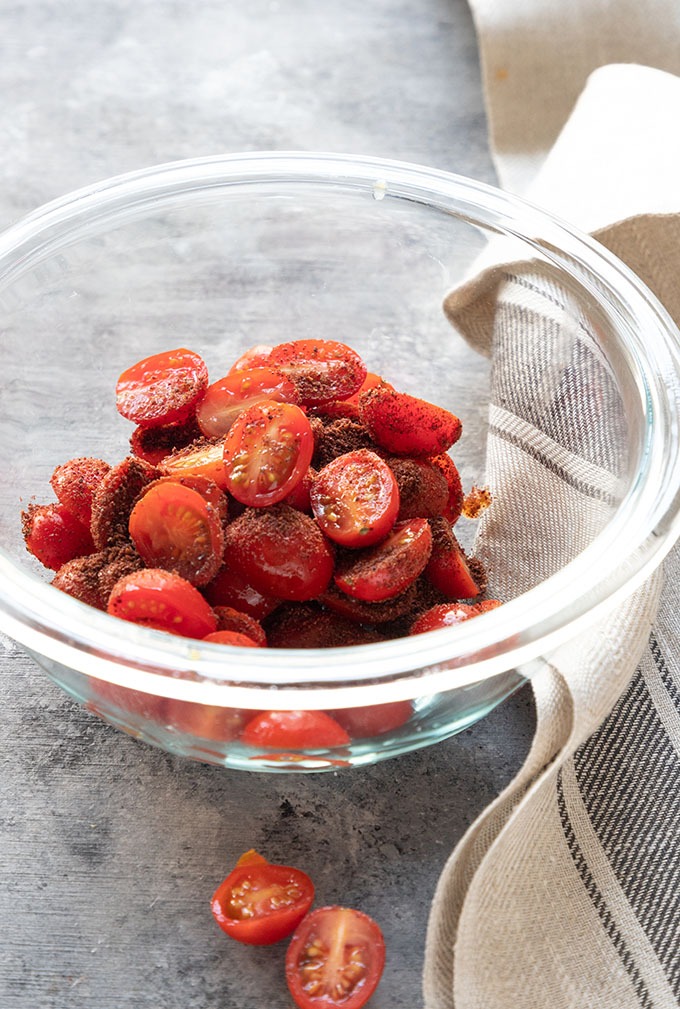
<box><xmin>312</xmin><ymin>417</ymin><xmax>379</xmax><ymax>469</ymax></box>
<box><xmin>90</xmin><ymin>457</ymin><xmax>160</xmax><ymax>549</ymax></box>
<box><xmin>388</xmin><ymin>456</ymin><xmax>449</xmax><ymax>520</ymax></box>
<box><xmin>265</xmin><ymin>603</ymin><xmax>384</xmax><ymax>648</ymax></box>
<box><xmin>52</xmin><ymin>543</ymin><xmax>143</xmax><ymax>609</ymax></box>
<box><xmin>130</xmin><ymin>417</ymin><xmax>201</xmax><ymax>466</ymax></box>
<box><xmin>319</xmin><ymin>581</ymin><xmax>420</xmax><ymax>625</ymax></box>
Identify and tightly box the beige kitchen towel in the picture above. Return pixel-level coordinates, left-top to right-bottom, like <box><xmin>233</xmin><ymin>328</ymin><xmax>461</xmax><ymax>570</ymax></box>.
<box><xmin>423</xmin><ymin>60</ymin><xmax>680</xmax><ymax>1009</ymax></box>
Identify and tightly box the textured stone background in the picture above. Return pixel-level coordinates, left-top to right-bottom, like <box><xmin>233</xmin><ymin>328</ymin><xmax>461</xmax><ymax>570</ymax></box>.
<box><xmin>0</xmin><ymin>2</ymin><xmax>535</xmax><ymax>1006</ymax></box>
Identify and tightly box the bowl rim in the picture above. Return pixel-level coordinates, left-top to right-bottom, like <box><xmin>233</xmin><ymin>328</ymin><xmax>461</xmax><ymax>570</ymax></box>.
<box><xmin>1</xmin><ymin>150</ymin><xmax>680</xmax><ymax>709</ymax></box>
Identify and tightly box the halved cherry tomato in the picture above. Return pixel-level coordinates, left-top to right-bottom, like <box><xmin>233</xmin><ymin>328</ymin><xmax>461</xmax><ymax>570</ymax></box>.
<box><xmin>286</xmin><ymin>906</ymin><xmax>385</xmax><ymax>1009</ymax></box>
<box><xmin>265</xmin><ymin>604</ymin><xmax>384</xmax><ymax>648</ymax></box>
<box><xmin>330</xmin><ymin>700</ymin><xmax>413</xmax><ymax>738</ymax></box>
<box><xmin>128</xmin><ymin>481</ymin><xmax>224</xmax><ymax>586</ymax></box>
<box><xmin>129</xmin><ymin>417</ymin><xmax>201</xmax><ymax>467</ymax></box>
<box><xmin>227</xmin><ymin>344</ymin><xmax>274</xmax><ymax>374</ymax></box>
<box><xmin>196</xmin><ymin>367</ymin><xmax>300</xmax><ymax>439</ymax></box>
<box><xmin>387</xmin><ymin>456</ymin><xmax>449</xmax><ymax>521</ymax></box>
<box><xmin>310</xmin><ymin>450</ymin><xmax>399</xmax><ymax>548</ymax></box>
<box><xmin>224</xmin><ymin>505</ymin><xmax>334</xmax><ymax>601</ymax></box>
<box><xmin>90</xmin><ymin>457</ymin><xmax>160</xmax><ymax>549</ymax></box>
<box><xmin>426</xmin><ymin>517</ymin><xmax>480</xmax><ymax>599</ymax></box>
<box><xmin>212</xmin><ymin>605</ymin><xmax>268</xmax><ymax>647</ymax></box>
<box><xmin>202</xmin><ymin>563</ymin><xmax>281</xmax><ymax>620</ymax></box>
<box><xmin>211</xmin><ymin>851</ymin><xmax>315</xmax><ymax>946</ymax></box>
<box><xmin>203</xmin><ymin>629</ymin><xmax>261</xmax><ymax>647</ymax></box>
<box><xmin>115</xmin><ymin>348</ymin><xmax>208</xmax><ymax>428</ymax></box>
<box><xmin>429</xmin><ymin>454</ymin><xmax>464</xmax><ymax>523</ymax></box>
<box><xmin>162</xmin><ymin>439</ymin><xmax>229</xmax><ymax>489</ymax></box>
<box><xmin>315</xmin><ymin>372</ymin><xmax>390</xmax><ymax>420</ymax></box>
<box><xmin>409</xmin><ymin>599</ymin><xmax>501</xmax><ymax>635</ymax></box>
<box><xmin>240</xmin><ymin>710</ymin><xmax>350</xmax><ymax>748</ymax></box>
<box><xmin>22</xmin><ymin>502</ymin><xmax>96</xmax><ymax>571</ymax></box>
<box><xmin>50</xmin><ymin>457</ymin><xmax>111</xmax><ymax>527</ymax></box>
<box><xmin>107</xmin><ymin>568</ymin><xmax>217</xmax><ymax>638</ymax></box>
<box><xmin>334</xmin><ymin>517</ymin><xmax>433</xmax><ymax>602</ymax></box>
<box><xmin>223</xmin><ymin>401</ymin><xmax>314</xmax><ymax>508</ymax></box>
<box><xmin>269</xmin><ymin>339</ymin><xmax>367</xmax><ymax>406</ymax></box>
<box><xmin>142</xmin><ymin>474</ymin><xmax>229</xmax><ymax>526</ymax></box>
<box><xmin>359</xmin><ymin>384</ymin><xmax>462</xmax><ymax>456</ymax></box>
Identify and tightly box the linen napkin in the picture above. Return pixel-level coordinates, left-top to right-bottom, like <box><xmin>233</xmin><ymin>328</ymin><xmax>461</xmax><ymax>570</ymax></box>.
<box><xmin>423</xmin><ymin>48</ymin><xmax>680</xmax><ymax>1009</ymax></box>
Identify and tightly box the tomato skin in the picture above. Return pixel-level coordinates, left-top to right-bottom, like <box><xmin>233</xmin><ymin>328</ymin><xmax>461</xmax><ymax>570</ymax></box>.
<box><xmin>203</xmin><ymin>629</ymin><xmax>262</xmax><ymax>647</ymax></box>
<box><xmin>115</xmin><ymin>348</ymin><xmax>208</xmax><ymax>428</ymax></box>
<box><xmin>227</xmin><ymin>344</ymin><xmax>274</xmax><ymax>374</ymax></box>
<box><xmin>429</xmin><ymin>453</ymin><xmax>464</xmax><ymax>523</ymax></box>
<box><xmin>224</xmin><ymin>506</ymin><xmax>334</xmax><ymax>602</ymax></box>
<box><xmin>334</xmin><ymin>518</ymin><xmax>433</xmax><ymax>602</ymax></box>
<box><xmin>203</xmin><ymin>563</ymin><xmax>281</xmax><ymax>620</ymax></box>
<box><xmin>22</xmin><ymin>502</ymin><xmax>96</xmax><ymax>571</ymax></box>
<box><xmin>310</xmin><ymin>450</ymin><xmax>399</xmax><ymax>548</ymax></box>
<box><xmin>107</xmin><ymin>568</ymin><xmax>218</xmax><ymax>638</ymax></box>
<box><xmin>211</xmin><ymin>854</ymin><xmax>315</xmax><ymax>946</ymax></box>
<box><xmin>269</xmin><ymin>339</ymin><xmax>367</xmax><ymax>406</ymax></box>
<box><xmin>212</xmin><ymin>605</ymin><xmax>267</xmax><ymax>647</ymax></box>
<box><xmin>425</xmin><ymin>517</ymin><xmax>480</xmax><ymax>600</ymax></box>
<box><xmin>223</xmin><ymin>401</ymin><xmax>314</xmax><ymax>508</ymax></box>
<box><xmin>286</xmin><ymin>906</ymin><xmax>386</xmax><ymax>1009</ymax></box>
<box><xmin>196</xmin><ymin>367</ymin><xmax>300</xmax><ymax>439</ymax></box>
<box><xmin>387</xmin><ymin>456</ymin><xmax>449</xmax><ymax>521</ymax></box>
<box><xmin>129</xmin><ymin>418</ymin><xmax>201</xmax><ymax>467</ymax></box>
<box><xmin>315</xmin><ymin>372</ymin><xmax>389</xmax><ymax>420</ymax></box>
<box><xmin>409</xmin><ymin>599</ymin><xmax>501</xmax><ymax>635</ymax></box>
<box><xmin>330</xmin><ymin>700</ymin><xmax>413</xmax><ymax>738</ymax></box>
<box><xmin>240</xmin><ymin>710</ymin><xmax>351</xmax><ymax>748</ymax></box>
<box><xmin>50</xmin><ymin>457</ymin><xmax>111</xmax><ymax>527</ymax></box>
<box><xmin>359</xmin><ymin>384</ymin><xmax>462</xmax><ymax>456</ymax></box>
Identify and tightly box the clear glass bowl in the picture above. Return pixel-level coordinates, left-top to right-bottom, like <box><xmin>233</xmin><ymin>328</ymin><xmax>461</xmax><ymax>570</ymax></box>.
<box><xmin>1</xmin><ymin>152</ymin><xmax>679</xmax><ymax>772</ymax></box>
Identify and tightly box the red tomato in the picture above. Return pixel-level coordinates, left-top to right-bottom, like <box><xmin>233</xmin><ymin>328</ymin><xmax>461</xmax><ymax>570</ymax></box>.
<box><xmin>265</xmin><ymin>605</ymin><xmax>384</xmax><ymax>648</ymax></box>
<box><xmin>310</xmin><ymin>450</ymin><xmax>399</xmax><ymax>548</ymax></box>
<box><xmin>202</xmin><ymin>629</ymin><xmax>261</xmax><ymax>647</ymax></box>
<box><xmin>107</xmin><ymin>568</ymin><xmax>218</xmax><ymax>638</ymax></box>
<box><xmin>212</xmin><ymin>606</ymin><xmax>267</xmax><ymax>647</ymax></box>
<box><xmin>115</xmin><ymin>348</ymin><xmax>208</xmax><ymax>428</ymax></box>
<box><xmin>284</xmin><ymin>466</ymin><xmax>316</xmax><ymax>513</ymax></box>
<box><xmin>142</xmin><ymin>474</ymin><xmax>229</xmax><ymax>526</ymax></box>
<box><xmin>211</xmin><ymin>851</ymin><xmax>315</xmax><ymax>946</ymax></box>
<box><xmin>409</xmin><ymin>599</ymin><xmax>501</xmax><ymax>635</ymax></box>
<box><xmin>50</xmin><ymin>457</ymin><xmax>111</xmax><ymax>527</ymax></box>
<box><xmin>129</xmin><ymin>418</ymin><xmax>202</xmax><ymax>466</ymax></box>
<box><xmin>223</xmin><ymin>401</ymin><xmax>314</xmax><ymax>508</ymax></box>
<box><xmin>202</xmin><ymin>564</ymin><xmax>281</xmax><ymax>620</ymax></box>
<box><xmin>318</xmin><ymin>582</ymin><xmax>419</xmax><ymax>625</ymax></box>
<box><xmin>90</xmin><ymin>456</ymin><xmax>160</xmax><ymax>550</ymax></box>
<box><xmin>429</xmin><ymin>454</ymin><xmax>464</xmax><ymax>523</ymax></box>
<box><xmin>330</xmin><ymin>700</ymin><xmax>413</xmax><ymax>738</ymax></box>
<box><xmin>162</xmin><ymin>699</ymin><xmax>248</xmax><ymax>741</ymax></box>
<box><xmin>286</xmin><ymin>906</ymin><xmax>385</xmax><ymax>1009</ymax></box>
<box><xmin>426</xmin><ymin>517</ymin><xmax>480</xmax><ymax>599</ymax></box>
<box><xmin>269</xmin><ymin>339</ymin><xmax>367</xmax><ymax>406</ymax></box>
<box><xmin>22</xmin><ymin>502</ymin><xmax>96</xmax><ymax>571</ymax></box>
<box><xmin>240</xmin><ymin>710</ymin><xmax>351</xmax><ymax>748</ymax></box>
<box><xmin>196</xmin><ymin>367</ymin><xmax>300</xmax><ymax>439</ymax></box>
<box><xmin>315</xmin><ymin>372</ymin><xmax>390</xmax><ymax>420</ymax></box>
<box><xmin>359</xmin><ymin>384</ymin><xmax>462</xmax><ymax>456</ymax></box>
<box><xmin>387</xmin><ymin>456</ymin><xmax>449</xmax><ymax>521</ymax></box>
<box><xmin>162</xmin><ymin>439</ymin><xmax>229</xmax><ymax>489</ymax></box>
<box><xmin>334</xmin><ymin>518</ymin><xmax>433</xmax><ymax>602</ymax></box>
<box><xmin>128</xmin><ymin>481</ymin><xmax>224</xmax><ymax>587</ymax></box>
<box><xmin>224</xmin><ymin>506</ymin><xmax>334</xmax><ymax>602</ymax></box>
<box><xmin>227</xmin><ymin>344</ymin><xmax>274</xmax><ymax>374</ymax></box>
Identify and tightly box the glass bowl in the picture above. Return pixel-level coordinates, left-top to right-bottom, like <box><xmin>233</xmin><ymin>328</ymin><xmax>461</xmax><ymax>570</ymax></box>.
<box><xmin>1</xmin><ymin>152</ymin><xmax>679</xmax><ymax>772</ymax></box>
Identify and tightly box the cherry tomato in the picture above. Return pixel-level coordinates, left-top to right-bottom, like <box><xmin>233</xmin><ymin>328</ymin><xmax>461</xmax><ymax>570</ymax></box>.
<box><xmin>212</xmin><ymin>605</ymin><xmax>267</xmax><ymax>647</ymax></box>
<box><xmin>284</xmin><ymin>466</ymin><xmax>316</xmax><ymax>513</ymax></box>
<box><xmin>426</xmin><ymin>517</ymin><xmax>480</xmax><ymax>599</ymax></box>
<box><xmin>128</xmin><ymin>481</ymin><xmax>224</xmax><ymax>587</ymax></box>
<box><xmin>227</xmin><ymin>344</ymin><xmax>274</xmax><ymax>374</ymax></box>
<box><xmin>388</xmin><ymin>456</ymin><xmax>449</xmax><ymax>521</ymax></box>
<box><xmin>224</xmin><ymin>506</ymin><xmax>334</xmax><ymax>601</ymax></box>
<box><xmin>429</xmin><ymin>454</ymin><xmax>464</xmax><ymax>523</ymax></box>
<box><xmin>22</xmin><ymin>502</ymin><xmax>96</xmax><ymax>571</ymax></box>
<box><xmin>310</xmin><ymin>450</ymin><xmax>399</xmax><ymax>548</ymax></box>
<box><xmin>162</xmin><ymin>439</ymin><xmax>229</xmax><ymax>489</ymax></box>
<box><xmin>315</xmin><ymin>372</ymin><xmax>390</xmax><ymax>420</ymax></box>
<box><xmin>196</xmin><ymin>367</ymin><xmax>300</xmax><ymax>439</ymax></box>
<box><xmin>265</xmin><ymin>604</ymin><xmax>383</xmax><ymax>648</ymax></box>
<box><xmin>162</xmin><ymin>699</ymin><xmax>248</xmax><ymax>741</ymax></box>
<box><xmin>330</xmin><ymin>700</ymin><xmax>413</xmax><ymax>738</ymax></box>
<box><xmin>286</xmin><ymin>906</ymin><xmax>385</xmax><ymax>1009</ymax></box>
<box><xmin>211</xmin><ymin>851</ymin><xmax>315</xmax><ymax>946</ymax></box>
<box><xmin>115</xmin><ymin>348</ymin><xmax>208</xmax><ymax>428</ymax></box>
<box><xmin>359</xmin><ymin>384</ymin><xmax>462</xmax><ymax>456</ymax></box>
<box><xmin>202</xmin><ymin>564</ymin><xmax>281</xmax><ymax>620</ymax></box>
<box><xmin>269</xmin><ymin>339</ymin><xmax>367</xmax><ymax>406</ymax></box>
<box><xmin>240</xmin><ymin>710</ymin><xmax>350</xmax><ymax>748</ymax></box>
<box><xmin>143</xmin><ymin>474</ymin><xmax>229</xmax><ymax>526</ymax></box>
<box><xmin>129</xmin><ymin>418</ymin><xmax>201</xmax><ymax>467</ymax></box>
<box><xmin>223</xmin><ymin>401</ymin><xmax>314</xmax><ymax>508</ymax></box>
<box><xmin>318</xmin><ymin>582</ymin><xmax>419</xmax><ymax>625</ymax></box>
<box><xmin>50</xmin><ymin>457</ymin><xmax>111</xmax><ymax>527</ymax></box>
<box><xmin>90</xmin><ymin>457</ymin><xmax>160</xmax><ymax>549</ymax></box>
<box><xmin>107</xmin><ymin>568</ymin><xmax>218</xmax><ymax>638</ymax></box>
<box><xmin>334</xmin><ymin>518</ymin><xmax>432</xmax><ymax>602</ymax></box>
<box><xmin>409</xmin><ymin>599</ymin><xmax>501</xmax><ymax>635</ymax></box>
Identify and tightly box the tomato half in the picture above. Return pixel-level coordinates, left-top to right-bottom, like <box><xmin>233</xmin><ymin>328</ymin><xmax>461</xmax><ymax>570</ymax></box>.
<box><xmin>310</xmin><ymin>450</ymin><xmax>399</xmax><ymax>548</ymax></box>
<box><xmin>286</xmin><ymin>906</ymin><xmax>385</xmax><ymax>1009</ymax></box>
<box><xmin>223</xmin><ymin>401</ymin><xmax>314</xmax><ymax>507</ymax></box>
<box><xmin>202</xmin><ymin>563</ymin><xmax>281</xmax><ymax>620</ymax></box>
<box><xmin>425</xmin><ymin>517</ymin><xmax>480</xmax><ymax>600</ymax></box>
<box><xmin>330</xmin><ymin>700</ymin><xmax>413</xmax><ymax>738</ymax></box>
<box><xmin>196</xmin><ymin>367</ymin><xmax>300</xmax><ymax>439</ymax></box>
<box><xmin>334</xmin><ymin>518</ymin><xmax>433</xmax><ymax>602</ymax></box>
<box><xmin>107</xmin><ymin>568</ymin><xmax>217</xmax><ymax>638</ymax></box>
<box><xmin>240</xmin><ymin>710</ymin><xmax>351</xmax><ymax>749</ymax></box>
<box><xmin>359</xmin><ymin>384</ymin><xmax>462</xmax><ymax>456</ymax></box>
<box><xmin>227</xmin><ymin>343</ymin><xmax>274</xmax><ymax>374</ymax></box>
<box><xmin>409</xmin><ymin>599</ymin><xmax>501</xmax><ymax>634</ymax></box>
<box><xmin>211</xmin><ymin>852</ymin><xmax>315</xmax><ymax>945</ymax></box>
<box><xmin>50</xmin><ymin>457</ymin><xmax>111</xmax><ymax>527</ymax></box>
<box><xmin>269</xmin><ymin>339</ymin><xmax>367</xmax><ymax>406</ymax></box>
<box><xmin>22</xmin><ymin>502</ymin><xmax>96</xmax><ymax>571</ymax></box>
<box><xmin>115</xmin><ymin>348</ymin><xmax>208</xmax><ymax>428</ymax></box>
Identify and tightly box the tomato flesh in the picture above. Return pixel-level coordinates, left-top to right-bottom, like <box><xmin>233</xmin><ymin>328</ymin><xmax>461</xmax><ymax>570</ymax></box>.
<box><xmin>115</xmin><ymin>348</ymin><xmax>208</xmax><ymax>428</ymax></box>
<box><xmin>334</xmin><ymin>518</ymin><xmax>433</xmax><ymax>602</ymax></box>
<box><xmin>223</xmin><ymin>401</ymin><xmax>314</xmax><ymax>508</ymax></box>
<box><xmin>107</xmin><ymin>568</ymin><xmax>217</xmax><ymax>638</ymax></box>
<box><xmin>286</xmin><ymin>906</ymin><xmax>385</xmax><ymax>1009</ymax></box>
<box><xmin>240</xmin><ymin>710</ymin><xmax>350</xmax><ymax>748</ymax></box>
<box><xmin>269</xmin><ymin>339</ymin><xmax>367</xmax><ymax>406</ymax></box>
<box><xmin>227</xmin><ymin>343</ymin><xmax>274</xmax><ymax>374</ymax></box>
<box><xmin>310</xmin><ymin>450</ymin><xmax>399</xmax><ymax>548</ymax></box>
<box><xmin>212</xmin><ymin>853</ymin><xmax>315</xmax><ymax>946</ymax></box>
<box><xmin>162</xmin><ymin>439</ymin><xmax>229</xmax><ymax>489</ymax></box>
<box><xmin>197</xmin><ymin>367</ymin><xmax>300</xmax><ymax>439</ymax></box>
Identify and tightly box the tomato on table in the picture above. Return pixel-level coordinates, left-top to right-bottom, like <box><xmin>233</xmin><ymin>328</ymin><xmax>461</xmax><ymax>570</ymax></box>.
<box><xmin>269</xmin><ymin>339</ymin><xmax>367</xmax><ymax>406</ymax></box>
<box><xmin>107</xmin><ymin>568</ymin><xmax>218</xmax><ymax>638</ymax></box>
<box><xmin>223</xmin><ymin>401</ymin><xmax>314</xmax><ymax>508</ymax></box>
<box><xmin>310</xmin><ymin>449</ymin><xmax>399</xmax><ymax>548</ymax></box>
<box><xmin>115</xmin><ymin>348</ymin><xmax>208</xmax><ymax>428</ymax></box>
<box><xmin>196</xmin><ymin>367</ymin><xmax>300</xmax><ymax>439</ymax></box>
<box><xmin>211</xmin><ymin>850</ymin><xmax>315</xmax><ymax>946</ymax></box>
<box><xmin>240</xmin><ymin>710</ymin><xmax>351</xmax><ymax>748</ymax></box>
<box><xmin>286</xmin><ymin>906</ymin><xmax>385</xmax><ymax>1009</ymax></box>
<box><xmin>128</xmin><ymin>481</ymin><xmax>224</xmax><ymax>586</ymax></box>
<box><xmin>334</xmin><ymin>517</ymin><xmax>433</xmax><ymax>602</ymax></box>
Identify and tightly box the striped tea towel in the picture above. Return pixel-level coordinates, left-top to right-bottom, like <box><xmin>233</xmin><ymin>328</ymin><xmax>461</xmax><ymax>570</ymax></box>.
<box><xmin>423</xmin><ymin>57</ymin><xmax>680</xmax><ymax>1009</ymax></box>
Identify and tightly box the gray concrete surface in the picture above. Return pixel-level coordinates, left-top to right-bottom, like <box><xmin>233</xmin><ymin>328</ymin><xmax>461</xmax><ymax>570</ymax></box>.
<box><xmin>0</xmin><ymin>3</ymin><xmax>535</xmax><ymax>1006</ymax></box>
